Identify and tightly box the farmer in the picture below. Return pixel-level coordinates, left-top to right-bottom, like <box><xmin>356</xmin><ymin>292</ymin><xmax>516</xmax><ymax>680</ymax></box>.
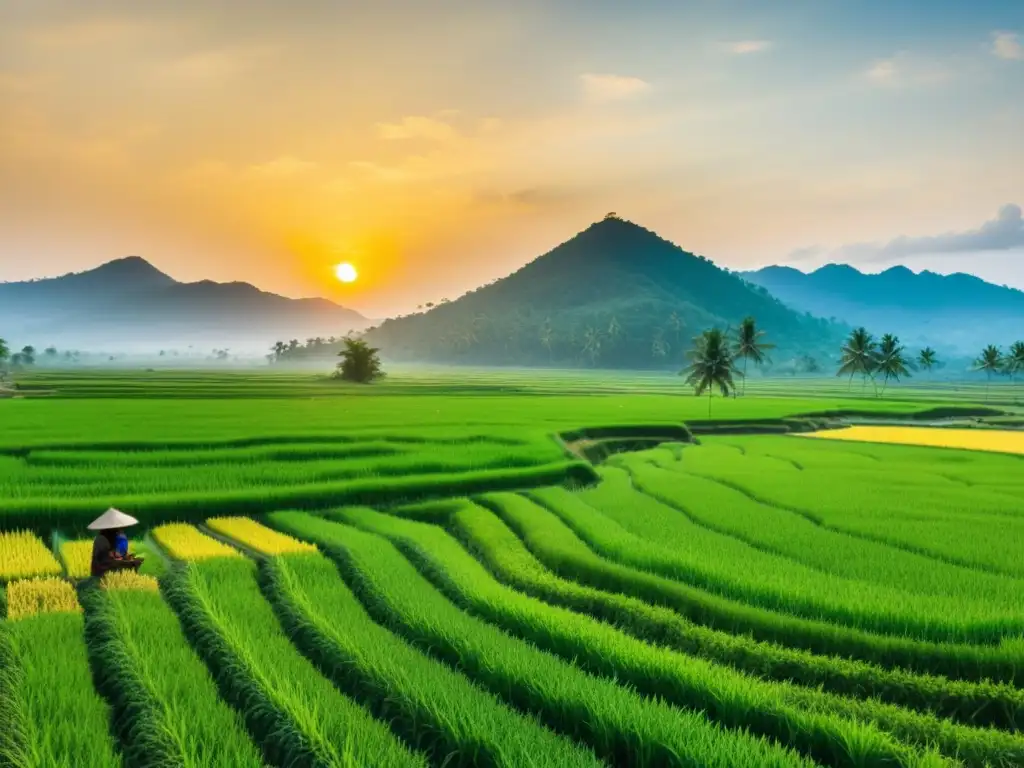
<box><xmin>89</xmin><ymin>508</ymin><xmax>144</xmax><ymax>579</ymax></box>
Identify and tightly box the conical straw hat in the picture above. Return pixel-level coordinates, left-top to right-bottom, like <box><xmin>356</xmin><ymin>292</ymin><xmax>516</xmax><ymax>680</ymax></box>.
<box><xmin>87</xmin><ymin>508</ymin><xmax>139</xmax><ymax>531</ymax></box>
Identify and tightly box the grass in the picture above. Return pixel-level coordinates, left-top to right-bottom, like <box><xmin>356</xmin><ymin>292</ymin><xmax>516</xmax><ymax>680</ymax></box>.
<box><xmin>263</xmin><ymin>550</ymin><xmax>605</xmax><ymax>767</ymax></box>
<box><xmin>3</xmin><ymin>367</ymin><xmax>1023</xmax><ymax>766</ymax></box>
<box><xmin>161</xmin><ymin>548</ymin><xmax>428</xmax><ymax>767</ymax></box>
<box><xmin>519</xmin><ymin>486</ymin><xmax>1024</xmax><ymax>683</ymax></box>
<box><xmin>327</xmin><ymin>504</ymin><xmax>1024</xmax><ymax>768</ymax></box>
<box><xmin>80</xmin><ymin>577</ymin><xmax>265</xmax><ymax>768</ymax></box>
<box><xmin>602</xmin><ymin>459</ymin><xmax>1024</xmax><ymax>643</ymax></box>
<box><xmin>446</xmin><ymin>494</ymin><xmax>1024</xmax><ymax>731</ymax></box>
<box><xmin>268</xmin><ymin>510</ymin><xmax>843</xmax><ymax>768</ymax></box>
<box><xmin>1</xmin><ymin>612</ymin><xmax>121</xmax><ymax>768</ymax></box>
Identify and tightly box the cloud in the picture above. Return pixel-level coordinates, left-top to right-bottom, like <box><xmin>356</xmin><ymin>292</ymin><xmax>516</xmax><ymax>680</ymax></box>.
<box><xmin>580</xmin><ymin>73</ymin><xmax>651</xmax><ymax>103</ymax></box>
<box><xmin>863</xmin><ymin>52</ymin><xmax>950</xmax><ymax>87</ymax></box>
<box><xmin>156</xmin><ymin>45</ymin><xmax>279</xmax><ymax>85</ymax></box>
<box><xmin>991</xmin><ymin>31</ymin><xmax>1023</xmax><ymax>61</ymax></box>
<box><xmin>725</xmin><ymin>40</ymin><xmax>772</xmax><ymax>55</ymax></box>
<box><xmin>376</xmin><ymin>116</ymin><xmax>457</xmax><ymax>142</ymax></box>
<box><xmin>0</xmin><ymin>72</ymin><xmax>53</xmax><ymax>95</ymax></box>
<box><xmin>248</xmin><ymin>156</ymin><xmax>318</xmax><ymax>178</ymax></box>
<box><xmin>348</xmin><ymin>161</ymin><xmax>411</xmax><ymax>183</ymax></box>
<box><xmin>792</xmin><ymin>204</ymin><xmax>1024</xmax><ymax>263</ymax></box>
<box><xmin>473</xmin><ymin>185</ymin><xmax>583</xmax><ymax>209</ymax></box>
<box><xmin>26</xmin><ymin>18</ymin><xmax>155</xmax><ymax>49</ymax></box>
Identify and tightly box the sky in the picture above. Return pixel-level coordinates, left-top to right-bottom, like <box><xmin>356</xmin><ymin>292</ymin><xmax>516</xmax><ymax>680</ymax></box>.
<box><xmin>1</xmin><ymin>0</ymin><xmax>1023</xmax><ymax>317</ymax></box>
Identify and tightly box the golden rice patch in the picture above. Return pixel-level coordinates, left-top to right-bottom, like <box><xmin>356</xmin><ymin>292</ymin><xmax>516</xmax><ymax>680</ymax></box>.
<box><xmin>800</xmin><ymin>426</ymin><xmax>1024</xmax><ymax>455</ymax></box>
<box><xmin>206</xmin><ymin>516</ymin><xmax>317</xmax><ymax>556</ymax></box>
<box><xmin>60</xmin><ymin>539</ymin><xmax>94</xmax><ymax>581</ymax></box>
<box><xmin>0</xmin><ymin>531</ymin><xmax>63</xmax><ymax>583</ymax></box>
<box><xmin>152</xmin><ymin>523</ymin><xmax>241</xmax><ymax>562</ymax></box>
<box><xmin>101</xmin><ymin>570</ymin><xmax>160</xmax><ymax>592</ymax></box>
<box><xmin>6</xmin><ymin>577</ymin><xmax>81</xmax><ymax>619</ymax></box>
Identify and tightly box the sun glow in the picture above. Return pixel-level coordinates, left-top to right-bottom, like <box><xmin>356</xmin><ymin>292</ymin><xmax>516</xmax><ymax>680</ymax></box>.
<box><xmin>334</xmin><ymin>262</ymin><xmax>358</xmax><ymax>283</ymax></box>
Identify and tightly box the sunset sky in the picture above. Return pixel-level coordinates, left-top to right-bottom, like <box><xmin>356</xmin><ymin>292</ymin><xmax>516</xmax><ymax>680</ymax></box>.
<box><xmin>1</xmin><ymin>0</ymin><xmax>1022</xmax><ymax>317</ymax></box>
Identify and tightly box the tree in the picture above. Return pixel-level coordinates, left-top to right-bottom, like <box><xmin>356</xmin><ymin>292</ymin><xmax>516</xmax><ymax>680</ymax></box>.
<box><xmin>19</xmin><ymin>346</ymin><xmax>35</xmax><ymax>366</ymax></box>
<box><xmin>875</xmin><ymin>333</ymin><xmax>911</xmax><ymax>396</ymax></box>
<box><xmin>0</xmin><ymin>338</ymin><xmax>9</xmax><ymax>367</ymax></box>
<box><xmin>836</xmin><ymin>327</ymin><xmax>877</xmax><ymax>392</ymax></box>
<box><xmin>651</xmin><ymin>328</ymin><xmax>668</xmax><ymax>361</ymax></box>
<box><xmin>917</xmin><ymin>347</ymin><xmax>938</xmax><ymax>376</ymax></box>
<box><xmin>667</xmin><ymin>311</ymin><xmax>684</xmax><ymax>353</ymax></box>
<box><xmin>680</xmin><ymin>328</ymin><xmax>739</xmax><ymax>416</ymax></box>
<box><xmin>972</xmin><ymin>345</ymin><xmax>1003</xmax><ymax>402</ymax></box>
<box><xmin>333</xmin><ymin>336</ymin><xmax>385</xmax><ymax>383</ymax></box>
<box><xmin>581</xmin><ymin>326</ymin><xmax>602</xmax><ymax>366</ymax></box>
<box><xmin>44</xmin><ymin>346</ymin><xmax>58</xmax><ymax>361</ymax></box>
<box><xmin>1008</xmin><ymin>341</ymin><xmax>1024</xmax><ymax>383</ymax></box>
<box><xmin>538</xmin><ymin>318</ymin><xmax>554</xmax><ymax>362</ymax></box>
<box><xmin>732</xmin><ymin>316</ymin><xmax>774</xmax><ymax>395</ymax></box>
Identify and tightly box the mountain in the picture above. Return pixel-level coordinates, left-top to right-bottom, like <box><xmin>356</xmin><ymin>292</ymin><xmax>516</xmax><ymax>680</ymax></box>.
<box><xmin>0</xmin><ymin>257</ymin><xmax>369</xmax><ymax>353</ymax></box>
<box><xmin>741</xmin><ymin>264</ymin><xmax>1024</xmax><ymax>354</ymax></box>
<box><xmin>364</xmin><ymin>216</ymin><xmax>840</xmax><ymax>368</ymax></box>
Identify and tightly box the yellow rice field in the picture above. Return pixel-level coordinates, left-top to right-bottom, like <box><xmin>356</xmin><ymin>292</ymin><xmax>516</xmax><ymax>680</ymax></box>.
<box><xmin>6</xmin><ymin>577</ymin><xmax>82</xmax><ymax>619</ymax></box>
<box><xmin>800</xmin><ymin>425</ymin><xmax>1024</xmax><ymax>455</ymax></box>
<box><xmin>59</xmin><ymin>539</ymin><xmax>93</xmax><ymax>580</ymax></box>
<box><xmin>206</xmin><ymin>516</ymin><xmax>317</xmax><ymax>556</ymax></box>
<box><xmin>100</xmin><ymin>570</ymin><xmax>160</xmax><ymax>592</ymax></box>
<box><xmin>151</xmin><ymin>523</ymin><xmax>242</xmax><ymax>562</ymax></box>
<box><xmin>0</xmin><ymin>531</ymin><xmax>63</xmax><ymax>583</ymax></box>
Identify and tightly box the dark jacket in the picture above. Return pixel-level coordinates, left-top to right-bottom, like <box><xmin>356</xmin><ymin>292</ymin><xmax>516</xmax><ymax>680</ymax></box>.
<box><xmin>91</xmin><ymin>533</ymin><xmax>115</xmax><ymax>578</ymax></box>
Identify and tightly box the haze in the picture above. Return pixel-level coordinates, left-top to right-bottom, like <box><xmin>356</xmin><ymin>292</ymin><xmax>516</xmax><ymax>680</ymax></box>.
<box><xmin>2</xmin><ymin>0</ymin><xmax>1023</xmax><ymax>318</ymax></box>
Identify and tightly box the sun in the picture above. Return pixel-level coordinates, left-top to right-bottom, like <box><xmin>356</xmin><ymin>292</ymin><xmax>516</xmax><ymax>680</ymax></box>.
<box><xmin>334</xmin><ymin>262</ymin><xmax>358</xmax><ymax>283</ymax></box>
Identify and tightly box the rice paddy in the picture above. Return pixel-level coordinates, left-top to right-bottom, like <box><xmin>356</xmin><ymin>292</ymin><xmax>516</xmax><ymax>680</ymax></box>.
<box><xmin>1</xmin><ymin>367</ymin><xmax>1022</xmax><ymax>767</ymax></box>
<box><xmin>801</xmin><ymin>425</ymin><xmax>1024</xmax><ymax>455</ymax></box>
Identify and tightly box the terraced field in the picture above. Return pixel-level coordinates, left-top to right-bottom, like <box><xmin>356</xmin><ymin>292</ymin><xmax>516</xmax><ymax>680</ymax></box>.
<box><xmin>2</xmin><ymin>369</ymin><xmax>1023</xmax><ymax>767</ymax></box>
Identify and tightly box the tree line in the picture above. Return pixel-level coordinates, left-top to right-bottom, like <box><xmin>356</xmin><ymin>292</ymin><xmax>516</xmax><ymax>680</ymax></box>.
<box><xmin>0</xmin><ymin>340</ymin><xmax>84</xmax><ymax>383</ymax></box>
<box><xmin>680</xmin><ymin>320</ymin><xmax>1024</xmax><ymax>413</ymax></box>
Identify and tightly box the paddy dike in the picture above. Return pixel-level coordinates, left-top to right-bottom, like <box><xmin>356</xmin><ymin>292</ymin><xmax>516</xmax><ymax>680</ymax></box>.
<box><xmin>558</xmin><ymin>405</ymin><xmax>1012</xmax><ymax>464</ymax></box>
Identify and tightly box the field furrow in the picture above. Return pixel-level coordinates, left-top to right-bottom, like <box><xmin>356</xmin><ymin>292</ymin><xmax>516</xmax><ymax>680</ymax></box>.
<box><xmin>81</xmin><ymin>572</ymin><xmax>265</xmax><ymax>768</ymax></box>
<box><xmin>328</xmin><ymin>503</ymin><xmax>1024</xmax><ymax>768</ymax></box>
<box><xmin>451</xmin><ymin>494</ymin><xmax>1024</xmax><ymax>731</ymax></box>
<box><xmin>1</xmin><ymin>598</ymin><xmax>121</xmax><ymax>768</ymax></box>
<box><xmin>523</xmin><ymin>486</ymin><xmax>1024</xmax><ymax>683</ymax></box>
<box><xmin>161</xmin><ymin>551</ymin><xmax>427</xmax><ymax>767</ymax></box>
<box><xmin>268</xmin><ymin>510</ymin><xmax>819</xmax><ymax>768</ymax></box>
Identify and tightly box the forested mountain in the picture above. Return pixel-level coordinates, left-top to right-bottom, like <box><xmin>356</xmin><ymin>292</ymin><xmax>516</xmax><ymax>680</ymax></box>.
<box><xmin>364</xmin><ymin>215</ymin><xmax>841</xmax><ymax>368</ymax></box>
<box><xmin>0</xmin><ymin>257</ymin><xmax>368</xmax><ymax>352</ymax></box>
<box><xmin>742</xmin><ymin>264</ymin><xmax>1024</xmax><ymax>354</ymax></box>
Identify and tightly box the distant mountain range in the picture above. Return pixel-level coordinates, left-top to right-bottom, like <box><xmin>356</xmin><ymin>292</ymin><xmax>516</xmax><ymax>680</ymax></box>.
<box><xmin>0</xmin><ymin>256</ymin><xmax>369</xmax><ymax>353</ymax></box>
<box><xmin>741</xmin><ymin>264</ymin><xmax>1024</xmax><ymax>354</ymax></box>
<box><xmin>6</xmin><ymin>223</ymin><xmax>1018</xmax><ymax>363</ymax></box>
<box><xmin>364</xmin><ymin>216</ymin><xmax>840</xmax><ymax>368</ymax></box>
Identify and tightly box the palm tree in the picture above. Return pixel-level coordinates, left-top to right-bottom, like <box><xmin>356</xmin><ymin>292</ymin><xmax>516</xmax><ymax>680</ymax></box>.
<box><xmin>836</xmin><ymin>327</ymin><xmax>877</xmax><ymax>392</ymax></box>
<box><xmin>1008</xmin><ymin>341</ymin><xmax>1024</xmax><ymax>384</ymax></box>
<box><xmin>917</xmin><ymin>347</ymin><xmax>938</xmax><ymax>377</ymax></box>
<box><xmin>680</xmin><ymin>328</ymin><xmax>738</xmax><ymax>416</ymax></box>
<box><xmin>875</xmin><ymin>333</ymin><xmax>911</xmax><ymax>396</ymax></box>
<box><xmin>973</xmin><ymin>345</ymin><xmax>1004</xmax><ymax>402</ymax></box>
<box><xmin>732</xmin><ymin>316</ymin><xmax>774</xmax><ymax>395</ymax></box>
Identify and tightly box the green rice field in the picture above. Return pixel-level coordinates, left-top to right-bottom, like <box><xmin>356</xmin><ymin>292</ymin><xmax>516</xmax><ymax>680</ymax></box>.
<box><xmin>2</xmin><ymin>367</ymin><xmax>1024</xmax><ymax>767</ymax></box>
